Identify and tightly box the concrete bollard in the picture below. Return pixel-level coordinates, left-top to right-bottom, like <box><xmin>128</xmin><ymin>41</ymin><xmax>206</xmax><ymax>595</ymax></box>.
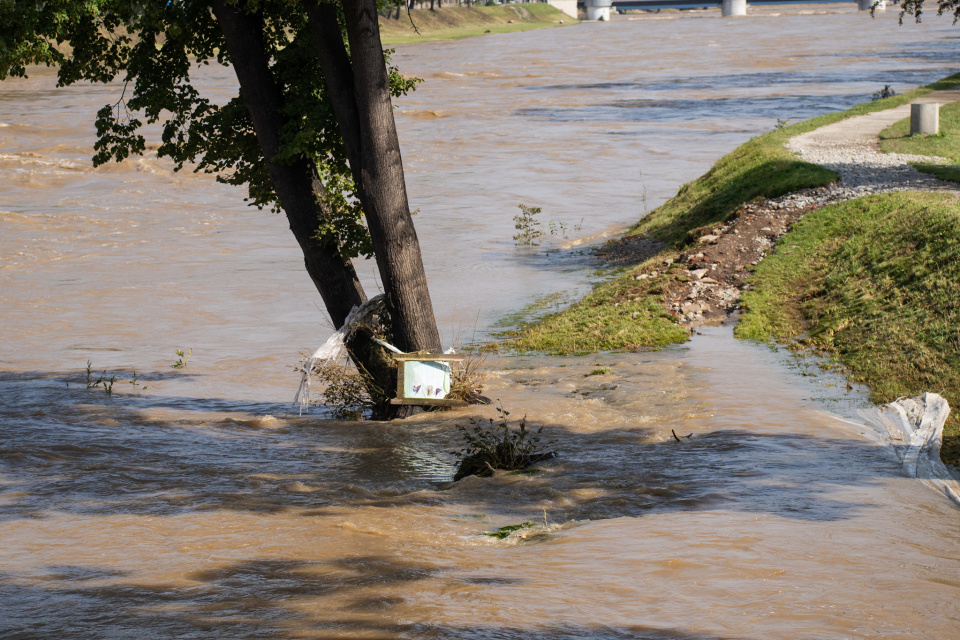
<box><xmin>722</xmin><ymin>0</ymin><xmax>747</xmax><ymax>15</ymax></box>
<box><xmin>859</xmin><ymin>0</ymin><xmax>887</xmax><ymax>10</ymax></box>
<box><xmin>911</xmin><ymin>103</ymin><xmax>940</xmax><ymax>136</ymax></box>
<box><xmin>585</xmin><ymin>0</ymin><xmax>612</xmax><ymax>20</ymax></box>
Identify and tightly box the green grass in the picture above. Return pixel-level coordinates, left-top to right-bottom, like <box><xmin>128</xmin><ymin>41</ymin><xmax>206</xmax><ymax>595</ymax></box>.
<box><xmin>912</xmin><ymin>162</ymin><xmax>960</xmax><ymax>183</ymax></box>
<box><xmin>505</xmin><ymin>72</ymin><xmax>960</xmax><ymax>356</ymax></box>
<box><xmin>736</xmin><ymin>192</ymin><xmax>960</xmax><ymax>468</ymax></box>
<box><xmin>379</xmin><ymin>4</ymin><xmax>575</xmax><ymax>44</ymax></box>
<box><xmin>503</xmin><ymin>263</ymin><xmax>689</xmax><ymax>355</ymax></box>
<box><xmin>631</xmin><ymin>74</ymin><xmax>960</xmax><ymax>247</ymax></box>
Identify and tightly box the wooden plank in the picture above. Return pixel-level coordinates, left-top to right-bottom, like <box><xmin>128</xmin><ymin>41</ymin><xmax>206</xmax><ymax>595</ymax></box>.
<box><xmin>392</xmin><ymin>353</ymin><xmax>465</xmax><ymax>362</ymax></box>
<box><xmin>390</xmin><ymin>397</ymin><xmax>468</xmax><ymax>407</ymax></box>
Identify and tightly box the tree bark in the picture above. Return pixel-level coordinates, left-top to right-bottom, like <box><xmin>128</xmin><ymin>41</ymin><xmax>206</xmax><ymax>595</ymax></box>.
<box><xmin>211</xmin><ymin>0</ymin><xmax>366</xmax><ymax>328</ymax></box>
<box><xmin>308</xmin><ymin>0</ymin><xmax>442</xmax><ymax>356</ymax></box>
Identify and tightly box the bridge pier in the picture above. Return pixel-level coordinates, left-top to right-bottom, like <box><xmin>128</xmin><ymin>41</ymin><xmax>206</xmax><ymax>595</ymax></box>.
<box><xmin>858</xmin><ymin>0</ymin><xmax>887</xmax><ymax>9</ymax></box>
<box><xmin>586</xmin><ymin>0</ymin><xmax>613</xmax><ymax>20</ymax></box>
<box><xmin>721</xmin><ymin>0</ymin><xmax>747</xmax><ymax>16</ymax></box>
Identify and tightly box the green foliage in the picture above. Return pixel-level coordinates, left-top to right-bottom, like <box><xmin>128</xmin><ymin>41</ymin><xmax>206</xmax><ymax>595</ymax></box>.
<box><xmin>890</xmin><ymin>0</ymin><xmax>960</xmax><ymax>25</ymax></box>
<box><xmin>588</xmin><ymin>367</ymin><xmax>610</xmax><ymax>376</ymax></box>
<box><xmin>872</xmin><ymin>85</ymin><xmax>897</xmax><ymax>101</ymax></box>
<box><xmin>311</xmin><ymin>361</ymin><xmax>379</xmax><ymax>421</ymax></box>
<box><xmin>172</xmin><ymin>348</ymin><xmax>191</xmax><ymax>369</ymax></box>
<box><xmin>513</xmin><ymin>203</ymin><xmax>542</xmax><ymax>247</ymax></box>
<box><xmin>484</xmin><ymin>522</ymin><xmax>534</xmax><ymax>539</ymax></box>
<box><xmin>84</xmin><ymin>359</ymin><xmax>116</xmax><ymax>395</ymax></box>
<box><xmin>0</xmin><ymin>0</ymin><xmax>421</xmax><ymax>261</ymax></box>
<box><xmin>736</xmin><ymin>192</ymin><xmax>960</xmax><ymax>467</ymax></box>
<box><xmin>452</xmin><ymin>403</ymin><xmax>555</xmax><ymax>481</ymax></box>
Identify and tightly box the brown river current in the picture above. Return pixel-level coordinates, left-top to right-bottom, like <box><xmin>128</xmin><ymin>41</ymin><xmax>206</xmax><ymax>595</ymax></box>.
<box><xmin>2</xmin><ymin>6</ymin><xmax>960</xmax><ymax>638</ymax></box>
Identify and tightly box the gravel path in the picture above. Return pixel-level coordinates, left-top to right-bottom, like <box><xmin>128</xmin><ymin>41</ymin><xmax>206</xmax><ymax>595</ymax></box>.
<box><xmin>787</xmin><ymin>88</ymin><xmax>960</xmax><ymax>199</ymax></box>
<box><xmin>656</xmin><ymin>90</ymin><xmax>960</xmax><ymax>326</ymax></box>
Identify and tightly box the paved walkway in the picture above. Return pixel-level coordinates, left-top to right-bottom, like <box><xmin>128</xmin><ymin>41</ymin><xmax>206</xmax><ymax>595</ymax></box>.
<box><xmin>787</xmin><ymin>88</ymin><xmax>960</xmax><ymax>197</ymax></box>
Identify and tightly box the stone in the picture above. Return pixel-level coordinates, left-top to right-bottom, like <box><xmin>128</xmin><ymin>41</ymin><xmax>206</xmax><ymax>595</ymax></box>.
<box><xmin>698</xmin><ymin>234</ymin><xmax>719</xmax><ymax>245</ymax></box>
<box><xmin>690</xmin><ymin>269</ymin><xmax>708</xmax><ymax>279</ymax></box>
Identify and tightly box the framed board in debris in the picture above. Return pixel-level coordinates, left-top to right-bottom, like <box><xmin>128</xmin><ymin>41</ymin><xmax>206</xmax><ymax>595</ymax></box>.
<box><xmin>390</xmin><ymin>353</ymin><xmax>467</xmax><ymax>407</ymax></box>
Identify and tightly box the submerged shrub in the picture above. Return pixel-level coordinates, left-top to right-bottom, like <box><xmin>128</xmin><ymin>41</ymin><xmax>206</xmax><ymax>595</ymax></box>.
<box><xmin>872</xmin><ymin>85</ymin><xmax>897</xmax><ymax>101</ymax></box>
<box><xmin>310</xmin><ymin>361</ymin><xmax>379</xmax><ymax>420</ymax></box>
<box><xmin>452</xmin><ymin>403</ymin><xmax>556</xmax><ymax>481</ymax></box>
<box><xmin>447</xmin><ymin>349</ymin><xmax>489</xmax><ymax>404</ymax></box>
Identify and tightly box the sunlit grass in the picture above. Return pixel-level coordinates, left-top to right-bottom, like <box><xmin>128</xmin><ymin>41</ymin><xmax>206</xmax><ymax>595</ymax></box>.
<box><xmin>737</xmin><ymin>192</ymin><xmax>960</xmax><ymax>467</ymax></box>
<box><xmin>503</xmin><ymin>73</ymin><xmax>960</xmax><ymax>356</ymax></box>
<box><xmin>379</xmin><ymin>4</ymin><xmax>575</xmax><ymax>44</ymax></box>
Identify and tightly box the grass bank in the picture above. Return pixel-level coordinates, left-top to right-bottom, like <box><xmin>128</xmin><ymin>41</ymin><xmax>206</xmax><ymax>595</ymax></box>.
<box><xmin>379</xmin><ymin>4</ymin><xmax>575</xmax><ymax>44</ymax></box>
<box><xmin>879</xmin><ymin>99</ymin><xmax>960</xmax><ymax>184</ymax></box>
<box><xmin>505</xmin><ymin>73</ymin><xmax>960</xmax><ymax>355</ymax></box>
<box><xmin>736</xmin><ymin>193</ymin><xmax>960</xmax><ymax>467</ymax></box>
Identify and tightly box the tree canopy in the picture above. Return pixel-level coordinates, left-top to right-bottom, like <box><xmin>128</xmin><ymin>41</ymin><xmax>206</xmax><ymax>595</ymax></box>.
<box><xmin>0</xmin><ymin>0</ymin><xmax>416</xmax><ymax>262</ymax></box>
<box><xmin>2</xmin><ymin>0</ymin><xmax>445</xmax><ymax>415</ymax></box>
<box><xmin>889</xmin><ymin>0</ymin><xmax>960</xmax><ymax>22</ymax></box>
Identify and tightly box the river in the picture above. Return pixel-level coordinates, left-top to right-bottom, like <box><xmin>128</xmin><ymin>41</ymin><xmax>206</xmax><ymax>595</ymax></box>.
<box><xmin>2</xmin><ymin>5</ymin><xmax>959</xmax><ymax>638</ymax></box>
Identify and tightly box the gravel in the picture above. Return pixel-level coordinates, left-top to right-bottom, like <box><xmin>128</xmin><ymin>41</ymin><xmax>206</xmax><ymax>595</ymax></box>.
<box><xmin>787</xmin><ymin>91</ymin><xmax>960</xmax><ymax>200</ymax></box>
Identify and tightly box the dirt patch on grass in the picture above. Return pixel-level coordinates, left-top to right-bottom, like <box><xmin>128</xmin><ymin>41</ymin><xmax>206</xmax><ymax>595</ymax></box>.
<box><xmin>622</xmin><ymin>186</ymin><xmax>841</xmax><ymax>327</ymax></box>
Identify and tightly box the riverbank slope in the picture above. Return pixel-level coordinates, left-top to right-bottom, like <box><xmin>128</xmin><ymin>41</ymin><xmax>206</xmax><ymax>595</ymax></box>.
<box><xmin>379</xmin><ymin>4</ymin><xmax>575</xmax><ymax>44</ymax></box>
<box><xmin>504</xmin><ymin>73</ymin><xmax>960</xmax><ymax>466</ymax></box>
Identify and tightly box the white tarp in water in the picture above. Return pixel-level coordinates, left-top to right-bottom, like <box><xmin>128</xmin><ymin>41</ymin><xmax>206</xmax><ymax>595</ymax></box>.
<box><xmin>291</xmin><ymin>295</ymin><xmax>386</xmax><ymax>415</ymax></box>
<box><xmin>857</xmin><ymin>393</ymin><xmax>960</xmax><ymax>508</ymax></box>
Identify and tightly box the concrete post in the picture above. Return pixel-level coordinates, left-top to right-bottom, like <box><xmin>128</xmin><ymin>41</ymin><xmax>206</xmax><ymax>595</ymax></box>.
<box><xmin>585</xmin><ymin>0</ymin><xmax>612</xmax><ymax>20</ymax></box>
<box><xmin>910</xmin><ymin>103</ymin><xmax>940</xmax><ymax>136</ymax></box>
<box><xmin>722</xmin><ymin>0</ymin><xmax>747</xmax><ymax>16</ymax></box>
<box><xmin>859</xmin><ymin>0</ymin><xmax>887</xmax><ymax>10</ymax></box>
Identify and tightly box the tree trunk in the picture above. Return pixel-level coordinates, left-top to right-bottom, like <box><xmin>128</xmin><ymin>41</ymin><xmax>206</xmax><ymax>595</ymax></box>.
<box><xmin>211</xmin><ymin>0</ymin><xmax>366</xmax><ymax>331</ymax></box>
<box><xmin>214</xmin><ymin>0</ymin><xmax>407</xmax><ymax>416</ymax></box>
<box><xmin>309</xmin><ymin>0</ymin><xmax>442</xmax><ymax>356</ymax></box>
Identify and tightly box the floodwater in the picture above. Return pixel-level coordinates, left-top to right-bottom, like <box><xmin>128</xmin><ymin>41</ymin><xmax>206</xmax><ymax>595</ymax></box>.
<box><xmin>2</xmin><ymin>5</ymin><xmax>960</xmax><ymax>638</ymax></box>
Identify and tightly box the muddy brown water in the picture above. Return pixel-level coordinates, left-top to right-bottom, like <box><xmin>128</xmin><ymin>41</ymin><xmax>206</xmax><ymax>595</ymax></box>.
<box><xmin>2</xmin><ymin>7</ymin><xmax>960</xmax><ymax>638</ymax></box>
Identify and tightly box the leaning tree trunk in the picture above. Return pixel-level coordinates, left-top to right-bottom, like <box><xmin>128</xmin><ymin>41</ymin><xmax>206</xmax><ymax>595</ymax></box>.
<box><xmin>211</xmin><ymin>0</ymin><xmax>399</xmax><ymax>403</ymax></box>
<box><xmin>310</xmin><ymin>0</ymin><xmax>443</xmax><ymax>356</ymax></box>
<box><xmin>212</xmin><ymin>0</ymin><xmax>367</xmax><ymax>330</ymax></box>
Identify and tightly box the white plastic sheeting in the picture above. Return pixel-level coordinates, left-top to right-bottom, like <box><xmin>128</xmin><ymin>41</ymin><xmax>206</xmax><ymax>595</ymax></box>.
<box><xmin>858</xmin><ymin>393</ymin><xmax>960</xmax><ymax>508</ymax></box>
<box><xmin>291</xmin><ymin>294</ymin><xmax>386</xmax><ymax>415</ymax></box>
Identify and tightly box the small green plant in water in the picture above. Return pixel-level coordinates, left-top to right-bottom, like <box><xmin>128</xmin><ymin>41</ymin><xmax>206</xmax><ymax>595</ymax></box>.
<box><xmin>451</xmin><ymin>402</ymin><xmax>556</xmax><ymax>481</ymax></box>
<box><xmin>872</xmin><ymin>85</ymin><xmax>897</xmax><ymax>101</ymax></box>
<box><xmin>172</xmin><ymin>348</ymin><xmax>192</xmax><ymax>369</ymax></box>
<box><xmin>84</xmin><ymin>360</ymin><xmax>116</xmax><ymax>395</ymax></box>
<box><xmin>484</xmin><ymin>522</ymin><xmax>535</xmax><ymax>539</ymax></box>
<box><xmin>588</xmin><ymin>367</ymin><xmax>610</xmax><ymax>376</ymax></box>
<box><xmin>513</xmin><ymin>204</ymin><xmax>542</xmax><ymax>247</ymax></box>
